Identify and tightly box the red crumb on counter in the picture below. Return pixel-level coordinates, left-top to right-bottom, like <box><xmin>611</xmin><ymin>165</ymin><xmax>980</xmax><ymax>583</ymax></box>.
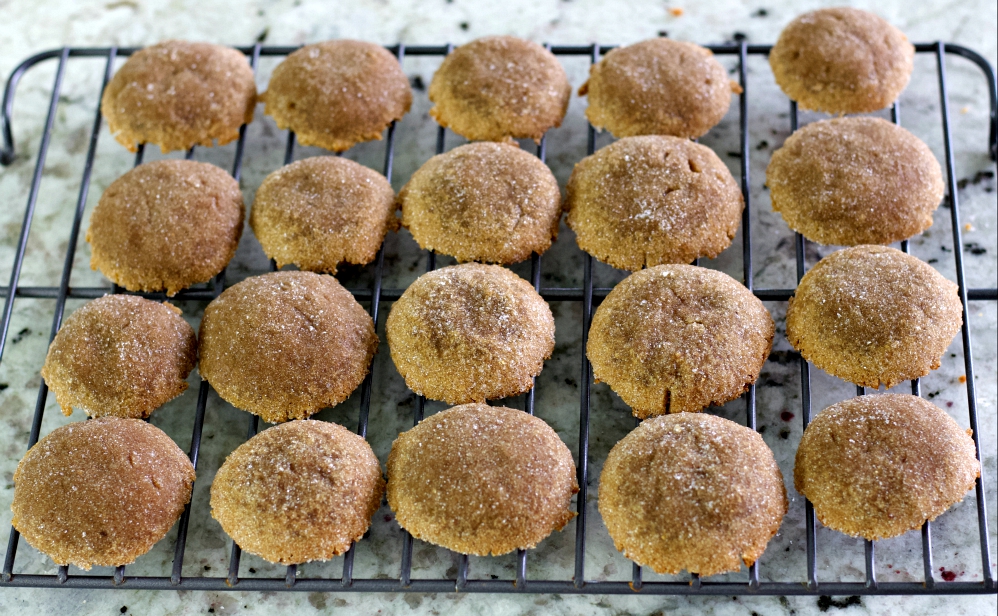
<box><xmin>939</xmin><ymin>567</ymin><xmax>961</xmax><ymax>582</ymax></box>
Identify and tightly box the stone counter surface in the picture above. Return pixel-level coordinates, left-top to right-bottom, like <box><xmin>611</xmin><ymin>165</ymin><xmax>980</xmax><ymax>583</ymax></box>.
<box><xmin>0</xmin><ymin>1</ymin><xmax>995</xmax><ymax>614</ymax></box>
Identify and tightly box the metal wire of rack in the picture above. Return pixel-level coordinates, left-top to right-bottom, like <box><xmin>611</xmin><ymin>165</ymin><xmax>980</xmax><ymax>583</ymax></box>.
<box><xmin>0</xmin><ymin>40</ymin><xmax>996</xmax><ymax>596</ymax></box>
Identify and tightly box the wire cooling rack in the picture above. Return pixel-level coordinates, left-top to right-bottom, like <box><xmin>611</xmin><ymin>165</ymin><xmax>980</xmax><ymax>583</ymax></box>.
<box><xmin>0</xmin><ymin>41</ymin><xmax>996</xmax><ymax>596</ymax></box>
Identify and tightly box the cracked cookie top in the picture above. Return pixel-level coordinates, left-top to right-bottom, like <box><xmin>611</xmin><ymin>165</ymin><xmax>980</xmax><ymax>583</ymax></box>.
<box><xmin>795</xmin><ymin>394</ymin><xmax>979</xmax><ymax>540</ymax></box>
<box><xmin>41</xmin><ymin>294</ymin><xmax>197</xmax><ymax>419</ymax></box>
<box><xmin>101</xmin><ymin>40</ymin><xmax>256</xmax><ymax>153</ymax></box>
<box><xmin>769</xmin><ymin>7</ymin><xmax>914</xmax><ymax>113</ymax></box>
<box><xmin>766</xmin><ymin>117</ymin><xmax>944</xmax><ymax>246</ymax></box>
<box><xmin>428</xmin><ymin>36</ymin><xmax>571</xmax><ymax>142</ymax></box>
<box><xmin>565</xmin><ymin>135</ymin><xmax>743</xmax><ymax>271</ymax></box>
<box><xmin>387</xmin><ymin>403</ymin><xmax>577</xmax><ymax>556</ymax></box>
<box><xmin>250</xmin><ymin>156</ymin><xmax>398</xmax><ymax>274</ymax></box>
<box><xmin>386</xmin><ymin>264</ymin><xmax>554</xmax><ymax>404</ymax></box>
<box><xmin>211</xmin><ymin>420</ymin><xmax>384</xmax><ymax>564</ymax></box>
<box><xmin>12</xmin><ymin>417</ymin><xmax>195</xmax><ymax>570</ymax></box>
<box><xmin>579</xmin><ymin>37</ymin><xmax>740</xmax><ymax>139</ymax></box>
<box><xmin>599</xmin><ymin>413</ymin><xmax>786</xmax><ymax>576</ymax></box>
<box><xmin>587</xmin><ymin>264</ymin><xmax>774</xmax><ymax>418</ymax></box>
<box><xmin>86</xmin><ymin>159</ymin><xmax>244</xmax><ymax>296</ymax></box>
<box><xmin>398</xmin><ymin>142</ymin><xmax>561</xmax><ymax>264</ymax></box>
<box><xmin>262</xmin><ymin>40</ymin><xmax>412</xmax><ymax>152</ymax></box>
<box><xmin>786</xmin><ymin>245</ymin><xmax>962</xmax><ymax>389</ymax></box>
<box><xmin>198</xmin><ymin>271</ymin><xmax>377</xmax><ymax>423</ymax></box>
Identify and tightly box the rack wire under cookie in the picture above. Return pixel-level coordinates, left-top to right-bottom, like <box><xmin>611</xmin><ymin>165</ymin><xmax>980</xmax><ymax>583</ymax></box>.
<box><xmin>0</xmin><ymin>41</ymin><xmax>995</xmax><ymax>597</ymax></box>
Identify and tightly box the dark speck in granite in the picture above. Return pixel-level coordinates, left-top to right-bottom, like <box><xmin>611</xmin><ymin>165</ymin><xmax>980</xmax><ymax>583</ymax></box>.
<box><xmin>817</xmin><ymin>596</ymin><xmax>863</xmax><ymax>611</ymax></box>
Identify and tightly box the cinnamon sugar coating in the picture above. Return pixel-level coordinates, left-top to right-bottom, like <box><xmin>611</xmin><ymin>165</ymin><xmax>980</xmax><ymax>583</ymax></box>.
<box><xmin>12</xmin><ymin>417</ymin><xmax>195</xmax><ymax>569</ymax></box>
<box><xmin>587</xmin><ymin>265</ymin><xmax>774</xmax><ymax>418</ymax></box>
<box><xmin>428</xmin><ymin>36</ymin><xmax>571</xmax><ymax>142</ymax></box>
<box><xmin>101</xmin><ymin>40</ymin><xmax>256</xmax><ymax>153</ymax></box>
<box><xmin>198</xmin><ymin>271</ymin><xmax>377</xmax><ymax>423</ymax></box>
<box><xmin>565</xmin><ymin>136</ymin><xmax>744</xmax><ymax>271</ymax></box>
<box><xmin>385</xmin><ymin>264</ymin><xmax>555</xmax><ymax>404</ymax></box>
<box><xmin>262</xmin><ymin>40</ymin><xmax>412</xmax><ymax>152</ymax></box>
<box><xmin>795</xmin><ymin>394</ymin><xmax>980</xmax><ymax>540</ymax></box>
<box><xmin>210</xmin><ymin>420</ymin><xmax>385</xmax><ymax>564</ymax></box>
<box><xmin>786</xmin><ymin>246</ymin><xmax>963</xmax><ymax>388</ymax></box>
<box><xmin>398</xmin><ymin>142</ymin><xmax>561</xmax><ymax>264</ymax></box>
<box><xmin>386</xmin><ymin>403</ymin><xmax>578</xmax><ymax>556</ymax></box>
<box><xmin>599</xmin><ymin>413</ymin><xmax>787</xmax><ymax>576</ymax></box>
<box><xmin>579</xmin><ymin>38</ymin><xmax>740</xmax><ymax>139</ymax></box>
<box><xmin>41</xmin><ymin>295</ymin><xmax>197</xmax><ymax>419</ymax></box>
<box><xmin>767</xmin><ymin>117</ymin><xmax>944</xmax><ymax>246</ymax></box>
<box><xmin>250</xmin><ymin>156</ymin><xmax>398</xmax><ymax>274</ymax></box>
<box><xmin>769</xmin><ymin>8</ymin><xmax>914</xmax><ymax>114</ymax></box>
<box><xmin>86</xmin><ymin>160</ymin><xmax>244</xmax><ymax>296</ymax></box>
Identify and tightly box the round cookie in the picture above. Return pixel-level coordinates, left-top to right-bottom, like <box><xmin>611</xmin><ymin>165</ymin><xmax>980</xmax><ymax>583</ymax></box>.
<box><xmin>588</xmin><ymin>265</ymin><xmax>774</xmax><ymax>418</ymax></box>
<box><xmin>786</xmin><ymin>246</ymin><xmax>962</xmax><ymax>389</ymax></box>
<box><xmin>767</xmin><ymin>117</ymin><xmax>944</xmax><ymax>246</ymax></box>
<box><xmin>387</xmin><ymin>403</ymin><xmax>577</xmax><ymax>556</ymax></box>
<box><xmin>565</xmin><ymin>136</ymin><xmax>744</xmax><ymax>271</ymax></box>
<box><xmin>579</xmin><ymin>38</ymin><xmax>740</xmax><ymax>139</ymax></box>
<box><xmin>262</xmin><ymin>40</ymin><xmax>412</xmax><ymax>152</ymax></box>
<box><xmin>198</xmin><ymin>271</ymin><xmax>377</xmax><ymax>423</ymax></box>
<box><xmin>795</xmin><ymin>394</ymin><xmax>980</xmax><ymax>540</ymax></box>
<box><xmin>41</xmin><ymin>295</ymin><xmax>197</xmax><ymax>419</ymax></box>
<box><xmin>211</xmin><ymin>420</ymin><xmax>384</xmax><ymax>564</ymax></box>
<box><xmin>599</xmin><ymin>413</ymin><xmax>787</xmax><ymax>576</ymax></box>
<box><xmin>398</xmin><ymin>142</ymin><xmax>561</xmax><ymax>264</ymax></box>
<box><xmin>101</xmin><ymin>40</ymin><xmax>256</xmax><ymax>153</ymax></box>
<box><xmin>86</xmin><ymin>160</ymin><xmax>244</xmax><ymax>296</ymax></box>
<box><xmin>769</xmin><ymin>8</ymin><xmax>914</xmax><ymax>114</ymax></box>
<box><xmin>386</xmin><ymin>264</ymin><xmax>554</xmax><ymax>404</ymax></box>
<box><xmin>12</xmin><ymin>417</ymin><xmax>195</xmax><ymax>569</ymax></box>
<box><xmin>428</xmin><ymin>36</ymin><xmax>571</xmax><ymax>142</ymax></box>
<box><xmin>250</xmin><ymin>156</ymin><xmax>398</xmax><ymax>274</ymax></box>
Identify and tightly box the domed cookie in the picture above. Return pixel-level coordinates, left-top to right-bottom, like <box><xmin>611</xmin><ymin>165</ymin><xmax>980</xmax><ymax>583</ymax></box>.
<box><xmin>588</xmin><ymin>265</ymin><xmax>773</xmax><ymax>418</ymax></box>
<box><xmin>198</xmin><ymin>271</ymin><xmax>377</xmax><ymax>423</ymax></box>
<box><xmin>250</xmin><ymin>156</ymin><xmax>398</xmax><ymax>274</ymax></box>
<box><xmin>579</xmin><ymin>38</ymin><xmax>740</xmax><ymax>139</ymax></box>
<box><xmin>387</xmin><ymin>403</ymin><xmax>577</xmax><ymax>556</ymax></box>
<box><xmin>262</xmin><ymin>40</ymin><xmax>411</xmax><ymax>152</ymax></box>
<box><xmin>86</xmin><ymin>160</ymin><xmax>244</xmax><ymax>296</ymax></box>
<box><xmin>786</xmin><ymin>246</ymin><xmax>962</xmax><ymax>388</ymax></box>
<box><xmin>12</xmin><ymin>417</ymin><xmax>195</xmax><ymax>569</ymax></box>
<box><xmin>599</xmin><ymin>413</ymin><xmax>787</xmax><ymax>576</ymax></box>
<box><xmin>767</xmin><ymin>117</ymin><xmax>944</xmax><ymax>246</ymax></box>
<box><xmin>101</xmin><ymin>40</ymin><xmax>256</xmax><ymax>153</ymax></box>
<box><xmin>769</xmin><ymin>8</ymin><xmax>914</xmax><ymax>113</ymax></box>
<box><xmin>386</xmin><ymin>264</ymin><xmax>554</xmax><ymax>404</ymax></box>
<box><xmin>795</xmin><ymin>394</ymin><xmax>979</xmax><ymax>540</ymax></box>
<box><xmin>565</xmin><ymin>136</ymin><xmax>744</xmax><ymax>271</ymax></box>
<box><xmin>41</xmin><ymin>295</ymin><xmax>197</xmax><ymax>419</ymax></box>
<box><xmin>398</xmin><ymin>142</ymin><xmax>561</xmax><ymax>264</ymax></box>
<box><xmin>428</xmin><ymin>36</ymin><xmax>571</xmax><ymax>142</ymax></box>
<box><xmin>211</xmin><ymin>420</ymin><xmax>384</xmax><ymax>564</ymax></box>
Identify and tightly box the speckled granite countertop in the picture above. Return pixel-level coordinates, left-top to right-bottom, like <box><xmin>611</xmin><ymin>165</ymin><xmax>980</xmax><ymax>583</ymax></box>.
<box><xmin>0</xmin><ymin>1</ymin><xmax>995</xmax><ymax>614</ymax></box>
